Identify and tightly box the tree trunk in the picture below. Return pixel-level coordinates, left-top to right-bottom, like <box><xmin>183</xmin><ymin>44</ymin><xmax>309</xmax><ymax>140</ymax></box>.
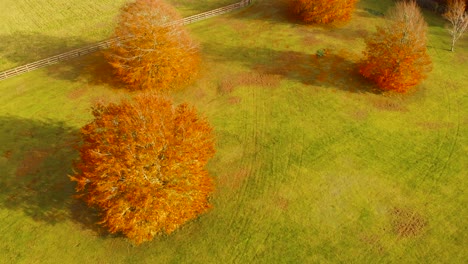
<box><xmin>451</xmin><ymin>36</ymin><xmax>456</xmax><ymax>52</ymax></box>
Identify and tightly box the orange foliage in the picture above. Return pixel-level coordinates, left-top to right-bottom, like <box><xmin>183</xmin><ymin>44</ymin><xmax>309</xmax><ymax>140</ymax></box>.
<box><xmin>105</xmin><ymin>0</ymin><xmax>200</xmax><ymax>91</ymax></box>
<box><xmin>70</xmin><ymin>93</ymin><xmax>215</xmax><ymax>244</ymax></box>
<box><xmin>443</xmin><ymin>0</ymin><xmax>468</xmax><ymax>52</ymax></box>
<box><xmin>290</xmin><ymin>0</ymin><xmax>358</xmax><ymax>24</ymax></box>
<box><xmin>359</xmin><ymin>1</ymin><xmax>432</xmax><ymax>93</ymax></box>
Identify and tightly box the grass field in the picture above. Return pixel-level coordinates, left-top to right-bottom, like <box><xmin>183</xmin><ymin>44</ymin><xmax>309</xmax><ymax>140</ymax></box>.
<box><xmin>0</xmin><ymin>0</ymin><xmax>467</xmax><ymax>263</ymax></box>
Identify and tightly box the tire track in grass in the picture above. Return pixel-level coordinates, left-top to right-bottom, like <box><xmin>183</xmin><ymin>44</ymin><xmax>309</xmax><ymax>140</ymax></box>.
<box><xmin>232</xmin><ymin>85</ymin><xmax>271</xmax><ymax>263</ymax></box>
<box><xmin>228</xmin><ymin>85</ymin><xmax>263</xmax><ymax>263</ymax></box>
<box><xmin>250</xmin><ymin>91</ymin><xmax>305</xmax><ymax>263</ymax></box>
<box><xmin>231</xmin><ymin>86</ymin><xmax>304</xmax><ymax>262</ymax></box>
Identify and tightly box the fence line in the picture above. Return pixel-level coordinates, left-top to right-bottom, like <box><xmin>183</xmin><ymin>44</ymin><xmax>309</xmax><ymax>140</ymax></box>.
<box><xmin>0</xmin><ymin>0</ymin><xmax>252</xmax><ymax>81</ymax></box>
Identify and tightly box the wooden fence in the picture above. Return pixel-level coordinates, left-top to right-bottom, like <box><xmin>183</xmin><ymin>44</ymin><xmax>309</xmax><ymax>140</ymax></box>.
<box><xmin>0</xmin><ymin>0</ymin><xmax>252</xmax><ymax>81</ymax></box>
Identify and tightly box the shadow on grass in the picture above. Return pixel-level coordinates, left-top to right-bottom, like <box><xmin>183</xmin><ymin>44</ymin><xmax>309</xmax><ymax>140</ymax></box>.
<box><xmin>0</xmin><ymin>32</ymin><xmax>125</xmax><ymax>88</ymax></box>
<box><xmin>204</xmin><ymin>43</ymin><xmax>379</xmax><ymax>94</ymax></box>
<box><xmin>233</xmin><ymin>0</ymin><xmax>386</xmax><ymax>26</ymax></box>
<box><xmin>45</xmin><ymin>51</ymin><xmax>127</xmax><ymax>89</ymax></box>
<box><xmin>0</xmin><ymin>32</ymin><xmax>87</xmax><ymax>71</ymax></box>
<box><xmin>0</xmin><ymin>116</ymin><xmax>110</xmax><ymax>236</ymax></box>
<box><xmin>232</xmin><ymin>0</ymin><xmax>302</xmax><ymax>25</ymax></box>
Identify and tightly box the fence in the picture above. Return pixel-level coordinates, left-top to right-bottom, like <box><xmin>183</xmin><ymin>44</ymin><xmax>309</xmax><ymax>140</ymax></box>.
<box><xmin>0</xmin><ymin>0</ymin><xmax>252</xmax><ymax>81</ymax></box>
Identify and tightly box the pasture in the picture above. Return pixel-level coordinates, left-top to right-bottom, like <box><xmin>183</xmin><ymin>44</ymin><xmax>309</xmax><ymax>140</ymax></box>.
<box><xmin>0</xmin><ymin>0</ymin><xmax>467</xmax><ymax>263</ymax></box>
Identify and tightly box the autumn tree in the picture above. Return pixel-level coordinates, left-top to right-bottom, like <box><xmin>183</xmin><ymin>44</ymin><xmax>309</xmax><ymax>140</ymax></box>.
<box><xmin>359</xmin><ymin>0</ymin><xmax>432</xmax><ymax>93</ymax></box>
<box><xmin>70</xmin><ymin>93</ymin><xmax>215</xmax><ymax>244</ymax></box>
<box><xmin>443</xmin><ymin>0</ymin><xmax>468</xmax><ymax>51</ymax></box>
<box><xmin>106</xmin><ymin>0</ymin><xmax>200</xmax><ymax>91</ymax></box>
<box><xmin>290</xmin><ymin>0</ymin><xmax>358</xmax><ymax>24</ymax></box>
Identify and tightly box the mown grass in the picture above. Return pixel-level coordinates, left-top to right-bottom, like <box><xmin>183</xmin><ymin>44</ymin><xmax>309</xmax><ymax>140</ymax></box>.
<box><xmin>0</xmin><ymin>0</ymin><xmax>467</xmax><ymax>263</ymax></box>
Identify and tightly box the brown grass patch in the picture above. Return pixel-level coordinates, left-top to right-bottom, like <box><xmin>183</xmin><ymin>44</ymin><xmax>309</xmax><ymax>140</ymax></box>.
<box><xmin>218</xmin><ymin>79</ymin><xmax>235</xmax><ymax>94</ymax></box>
<box><xmin>391</xmin><ymin>207</ymin><xmax>427</xmax><ymax>237</ymax></box>
<box><xmin>67</xmin><ymin>87</ymin><xmax>88</xmax><ymax>100</ymax></box>
<box><xmin>19</xmin><ymin>129</ymin><xmax>34</xmax><ymax>138</ymax></box>
<box><xmin>274</xmin><ymin>195</ymin><xmax>289</xmax><ymax>211</ymax></box>
<box><xmin>227</xmin><ymin>18</ymin><xmax>249</xmax><ymax>34</ymax></box>
<box><xmin>236</xmin><ymin>72</ymin><xmax>282</xmax><ymax>87</ymax></box>
<box><xmin>416</xmin><ymin>121</ymin><xmax>454</xmax><ymax>130</ymax></box>
<box><xmin>194</xmin><ymin>87</ymin><xmax>206</xmax><ymax>99</ymax></box>
<box><xmin>15</xmin><ymin>150</ymin><xmax>50</xmax><ymax>177</ymax></box>
<box><xmin>372</xmin><ymin>98</ymin><xmax>408</xmax><ymax>112</ymax></box>
<box><xmin>218</xmin><ymin>72</ymin><xmax>283</xmax><ymax>94</ymax></box>
<box><xmin>302</xmin><ymin>33</ymin><xmax>322</xmax><ymax>46</ymax></box>
<box><xmin>349</xmin><ymin>109</ymin><xmax>369</xmax><ymax>121</ymax></box>
<box><xmin>218</xmin><ymin>168</ymin><xmax>250</xmax><ymax>190</ymax></box>
<box><xmin>91</xmin><ymin>95</ymin><xmax>111</xmax><ymax>105</ymax></box>
<box><xmin>454</xmin><ymin>53</ymin><xmax>467</xmax><ymax>64</ymax></box>
<box><xmin>228</xmin><ymin>96</ymin><xmax>242</xmax><ymax>104</ymax></box>
<box><xmin>360</xmin><ymin>234</ymin><xmax>385</xmax><ymax>254</ymax></box>
<box><xmin>3</xmin><ymin>150</ymin><xmax>13</xmax><ymax>159</ymax></box>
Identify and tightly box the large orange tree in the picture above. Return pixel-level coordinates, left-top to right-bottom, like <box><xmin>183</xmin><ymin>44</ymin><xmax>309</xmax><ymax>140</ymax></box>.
<box><xmin>106</xmin><ymin>0</ymin><xmax>200</xmax><ymax>91</ymax></box>
<box><xmin>359</xmin><ymin>0</ymin><xmax>432</xmax><ymax>93</ymax></box>
<box><xmin>71</xmin><ymin>93</ymin><xmax>215</xmax><ymax>244</ymax></box>
<box><xmin>290</xmin><ymin>0</ymin><xmax>358</xmax><ymax>24</ymax></box>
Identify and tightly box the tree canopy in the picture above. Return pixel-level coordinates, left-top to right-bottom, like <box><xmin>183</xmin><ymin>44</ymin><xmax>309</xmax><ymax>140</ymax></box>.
<box><xmin>290</xmin><ymin>0</ymin><xmax>358</xmax><ymax>24</ymax></box>
<box><xmin>106</xmin><ymin>0</ymin><xmax>200</xmax><ymax>91</ymax></box>
<box><xmin>71</xmin><ymin>93</ymin><xmax>216</xmax><ymax>244</ymax></box>
<box><xmin>359</xmin><ymin>0</ymin><xmax>432</xmax><ymax>93</ymax></box>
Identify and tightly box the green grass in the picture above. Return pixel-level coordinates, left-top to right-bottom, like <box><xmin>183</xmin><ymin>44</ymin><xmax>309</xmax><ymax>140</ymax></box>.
<box><xmin>0</xmin><ymin>0</ymin><xmax>467</xmax><ymax>263</ymax></box>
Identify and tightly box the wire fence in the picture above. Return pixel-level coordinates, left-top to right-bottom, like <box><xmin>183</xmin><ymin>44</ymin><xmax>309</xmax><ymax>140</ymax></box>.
<box><xmin>0</xmin><ymin>0</ymin><xmax>252</xmax><ymax>81</ymax></box>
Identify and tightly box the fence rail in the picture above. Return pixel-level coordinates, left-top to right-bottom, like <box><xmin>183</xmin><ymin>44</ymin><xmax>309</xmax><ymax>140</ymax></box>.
<box><xmin>0</xmin><ymin>0</ymin><xmax>252</xmax><ymax>81</ymax></box>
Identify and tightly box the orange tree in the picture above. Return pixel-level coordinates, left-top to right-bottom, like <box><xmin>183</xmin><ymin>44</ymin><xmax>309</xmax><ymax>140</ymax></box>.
<box><xmin>105</xmin><ymin>0</ymin><xmax>200</xmax><ymax>91</ymax></box>
<box><xmin>70</xmin><ymin>93</ymin><xmax>215</xmax><ymax>244</ymax></box>
<box><xmin>443</xmin><ymin>0</ymin><xmax>468</xmax><ymax>52</ymax></box>
<box><xmin>290</xmin><ymin>0</ymin><xmax>358</xmax><ymax>24</ymax></box>
<box><xmin>359</xmin><ymin>0</ymin><xmax>432</xmax><ymax>93</ymax></box>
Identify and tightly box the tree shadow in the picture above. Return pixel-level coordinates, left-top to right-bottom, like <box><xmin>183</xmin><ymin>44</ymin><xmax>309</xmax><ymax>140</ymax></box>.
<box><xmin>228</xmin><ymin>0</ymin><xmax>296</xmax><ymax>25</ymax></box>
<box><xmin>0</xmin><ymin>115</ymin><xmax>110</xmax><ymax>236</ymax></box>
<box><xmin>203</xmin><ymin>43</ymin><xmax>379</xmax><ymax>94</ymax></box>
<box><xmin>0</xmin><ymin>32</ymin><xmax>87</xmax><ymax>71</ymax></box>
<box><xmin>231</xmin><ymin>0</ymin><xmax>389</xmax><ymax>26</ymax></box>
<box><xmin>173</xmin><ymin>0</ymin><xmax>244</xmax><ymax>16</ymax></box>
<box><xmin>45</xmin><ymin>51</ymin><xmax>127</xmax><ymax>89</ymax></box>
<box><xmin>0</xmin><ymin>32</ymin><xmax>125</xmax><ymax>88</ymax></box>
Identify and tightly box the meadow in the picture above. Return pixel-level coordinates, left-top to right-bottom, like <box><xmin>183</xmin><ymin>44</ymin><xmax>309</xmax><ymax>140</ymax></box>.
<box><xmin>0</xmin><ymin>0</ymin><xmax>467</xmax><ymax>263</ymax></box>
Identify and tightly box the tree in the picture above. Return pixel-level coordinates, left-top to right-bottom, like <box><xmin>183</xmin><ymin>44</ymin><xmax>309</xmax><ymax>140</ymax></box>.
<box><xmin>70</xmin><ymin>93</ymin><xmax>216</xmax><ymax>244</ymax></box>
<box><xmin>443</xmin><ymin>0</ymin><xmax>468</xmax><ymax>51</ymax></box>
<box><xmin>290</xmin><ymin>0</ymin><xmax>358</xmax><ymax>24</ymax></box>
<box><xmin>105</xmin><ymin>0</ymin><xmax>200</xmax><ymax>91</ymax></box>
<box><xmin>359</xmin><ymin>0</ymin><xmax>432</xmax><ymax>93</ymax></box>
<box><xmin>434</xmin><ymin>0</ymin><xmax>468</xmax><ymax>10</ymax></box>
